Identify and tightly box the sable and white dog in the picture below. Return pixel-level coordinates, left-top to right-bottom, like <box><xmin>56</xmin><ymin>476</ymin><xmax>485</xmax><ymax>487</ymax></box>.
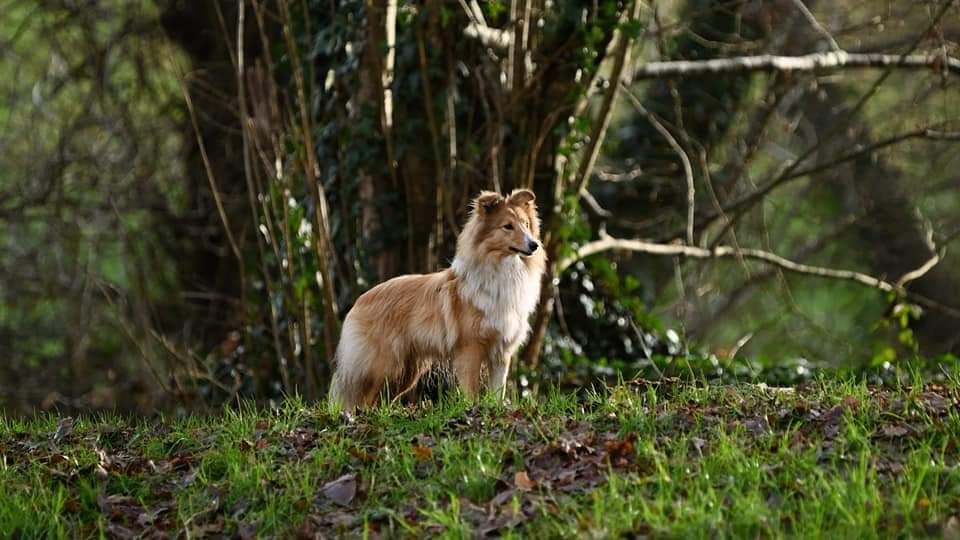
<box><xmin>329</xmin><ymin>189</ymin><xmax>546</xmax><ymax>410</ymax></box>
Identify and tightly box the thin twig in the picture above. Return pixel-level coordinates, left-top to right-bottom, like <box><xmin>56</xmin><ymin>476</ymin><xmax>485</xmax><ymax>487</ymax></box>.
<box><xmin>239</xmin><ymin>0</ymin><xmax>296</xmax><ymax>393</ymax></box>
<box><xmin>572</xmin><ymin>0</ymin><xmax>641</xmax><ymax>197</ymax></box>
<box><xmin>690</xmin><ymin>124</ymin><xmax>960</xmax><ymax>243</ymax></box>
<box><xmin>179</xmin><ymin>79</ymin><xmax>244</xmax><ymax>278</ymax></box>
<box><xmin>788</xmin><ymin>0</ymin><xmax>841</xmax><ymax>52</ymax></box>
<box><xmin>621</xmin><ymin>83</ymin><xmax>696</xmax><ymax>245</ymax></box>
<box><xmin>279</xmin><ymin>0</ymin><xmax>340</xmax><ymax>357</ymax></box>
<box><xmin>896</xmin><ymin>252</ymin><xmax>942</xmax><ymax>289</ymax></box>
<box><xmin>580</xmin><ymin>189</ymin><xmax>612</xmax><ymax>218</ymax></box>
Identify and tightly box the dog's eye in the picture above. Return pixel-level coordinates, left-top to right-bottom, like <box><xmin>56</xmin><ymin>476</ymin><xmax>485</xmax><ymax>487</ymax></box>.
<box><xmin>503</xmin><ymin>223</ymin><xmax>514</xmax><ymax>230</ymax></box>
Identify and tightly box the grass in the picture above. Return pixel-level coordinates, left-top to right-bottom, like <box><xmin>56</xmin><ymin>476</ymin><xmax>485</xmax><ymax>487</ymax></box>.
<box><xmin>1</xmin><ymin>372</ymin><xmax>959</xmax><ymax>538</ymax></box>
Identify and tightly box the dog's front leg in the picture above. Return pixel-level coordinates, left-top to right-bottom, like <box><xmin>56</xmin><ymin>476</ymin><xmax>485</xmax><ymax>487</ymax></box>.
<box><xmin>452</xmin><ymin>344</ymin><xmax>484</xmax><ymax>398</ymax></box>
<box><xmin>487</xmin><ymin>343</ymin><xmax>518</xmax><ymax>400</ymax></box>
<box><xmin>488</xmin><ymin>356</ymin><xmax>510</xmax><ymax>399</ymax></box>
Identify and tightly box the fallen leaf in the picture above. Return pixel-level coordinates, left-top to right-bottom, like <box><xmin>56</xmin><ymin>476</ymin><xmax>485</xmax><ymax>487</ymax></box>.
<box><xmin>238</xmin><ymin>522</ymin><xmax>259</xmax><ymax>540</ymax></box>
<box><xmin>311</xmin><ymin>509</ymin><xmax>358</xmax><ymax>529</ymax></box>
<box><xmin>819</xmin><ymin>404</ymin><xmax>847</xmax><ymax>440</ymax></box>
<box><xmin>479</xmin><ymin>509</ymin><xmax>524</xmax><ymax>536</ymax></box>
<box><xmin>348</xmin><ymin>446</ymin><xmax>375</xmax><ymax>463</ymax></box>
<box><xmin>106</xmin><ymin>523</ymin><xmax>137</xmax><ymax>540</ymax></box>
<box><xmin>489</xmin><ymin>488</ymin><xmax>517</xmax><ymax>507</ymax></box>
<box><xmin>53</xmin><ymin>417</ymin><xmax>75</xmax><ymax>444</ymax></box>
<box><xmin>321</xmin><ymin>474</ymin><xmax>357</xmax><ymax>506</ymax></box>
<box><xmin>743</xmin><ymin>416</ymin><xmax>770</xmax><ymax>436</ymax></box>
<box><xmin>412</xmin><ymin>445</ymin><xmax>433</xmax><ymax>461</ymax></box>
<box><xmin>943</xmin><ymin>516</ymin><xmax>960</xmax><ymax>540</ymax></box>
<box><xmin>136</xmin><ymin>504</ymin><xmax>170</xmax><ymax>527</ymax></box>
<box><xmin>181</xmin><ymin>468</ymin><xmax>199</xmax><ymax>487</ymax></box>
<box><xmin>919</xmin><ymin>392</ymin><xmax>951</xmax><ymax>415</ymax></box>
<box><xmin>514</xmin><ymin>470</ymin><xmax>536</xmax><ymax>490</ymax></box>
<box><xmin>604</xmin><ymin>433</ymin><xmax>637</xmax><ymax>459</ymax></box>
<box><xmin>691</xmin><ymin>437</ymin><xmax>707</xmax><ymax>453</ymax></box>
<box><xmin>879</xmin><ymin>424</ymin><xmax>910</xmax><ymax>438</ymax></box>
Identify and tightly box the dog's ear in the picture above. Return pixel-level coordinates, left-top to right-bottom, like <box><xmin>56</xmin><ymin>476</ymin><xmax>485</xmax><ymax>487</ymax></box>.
<box><xmin>508</xmin><ymin>188</ymin><xmax>536</xmax><ymax>207</ymax></box>
<box><xmin>473</xmin><ymin>191</ymin><xmax>505</xmax><ymax>214</ymax></box>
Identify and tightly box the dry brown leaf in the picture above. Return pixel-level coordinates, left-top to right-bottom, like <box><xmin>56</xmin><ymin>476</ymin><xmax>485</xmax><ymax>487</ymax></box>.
<box><xmin>412</xmin><ymin>445</ymin><xmax>433</xmax><ymax>461</ymax></box>
<box><xmin>348</xmin><ymin>446</ymin><xmax>375</xmax><ymax>463</ymax></box>
<box><xmin>514</xmin><ymin>470</ymin><xmax>536</xmax><ymax>490</ymax></box>
<box><xmin>605</xmin><ymin>432</ymin><xmax>637</xmax><ymax>459</ymax></box>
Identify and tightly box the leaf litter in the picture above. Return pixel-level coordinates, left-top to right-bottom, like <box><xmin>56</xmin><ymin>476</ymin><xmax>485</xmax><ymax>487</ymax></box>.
<box><xmin>2</xmin><ymin>379</ymin><xmax>959</xmax><ymax>537</ymax></box>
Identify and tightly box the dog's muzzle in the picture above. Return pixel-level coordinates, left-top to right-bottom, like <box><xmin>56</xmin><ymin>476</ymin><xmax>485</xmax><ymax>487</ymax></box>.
<box><xmin>511</xmin><ymin>236</ymin><xmax>540</xmax><ymax>257</ymax></box>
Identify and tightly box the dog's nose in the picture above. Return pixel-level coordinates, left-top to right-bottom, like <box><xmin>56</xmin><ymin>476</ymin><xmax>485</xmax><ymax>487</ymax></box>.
<box><xmin>527</xmin><ymin>239</ymin><xmax>540</xmax><ymax>253</ymax></box>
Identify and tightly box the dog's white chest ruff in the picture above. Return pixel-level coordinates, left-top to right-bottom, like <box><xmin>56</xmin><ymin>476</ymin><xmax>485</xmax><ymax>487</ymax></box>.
<box><xmin>452</xmin><ymin>256</ymin><xmax>541</xmax><ymax>346</ymax></box>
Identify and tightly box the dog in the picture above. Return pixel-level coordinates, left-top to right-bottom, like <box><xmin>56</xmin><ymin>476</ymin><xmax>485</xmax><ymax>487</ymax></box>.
<box><xmin>329</xmin><ymin>189</ymin><xmax>546</xmax><ymax>410</ymax></box>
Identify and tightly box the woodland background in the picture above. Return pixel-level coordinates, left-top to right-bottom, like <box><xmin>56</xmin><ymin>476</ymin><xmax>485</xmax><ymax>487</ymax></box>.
<box><xmin>2</xmin><ymin>0</ymin><xmax>960</xmax><ymax>415</ymax></box>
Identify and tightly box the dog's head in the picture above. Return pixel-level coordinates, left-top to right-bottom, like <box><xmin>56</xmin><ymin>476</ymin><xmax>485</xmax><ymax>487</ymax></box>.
<box><xmin>467</xmin><ymin>189</ymin><xmax>541</xmax><ymax>259</ymax></box>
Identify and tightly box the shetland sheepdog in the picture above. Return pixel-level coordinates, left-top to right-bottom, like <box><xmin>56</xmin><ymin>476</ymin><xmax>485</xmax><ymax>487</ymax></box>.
<box><xmin>329</xmin><ymin>189</ymin><xmax>546</xmax><ymax>410</ymax></box>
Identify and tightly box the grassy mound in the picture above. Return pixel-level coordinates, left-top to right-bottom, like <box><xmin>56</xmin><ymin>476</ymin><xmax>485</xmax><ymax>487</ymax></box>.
<box><xmin>2</xmin><ymin>373</ymin><xmax>959</xmax><ymax>538</ymax></box>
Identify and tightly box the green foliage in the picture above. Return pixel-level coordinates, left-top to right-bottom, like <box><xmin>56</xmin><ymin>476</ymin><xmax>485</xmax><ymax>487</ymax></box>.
<box><xmin>0</xmin><ymin>0</ymin><xmax>187</xmax><ymax>412</ymax></box>
<box><xmin>4</xmin><ymin>0</ymin><xmax>960</xmax><ymax>414</ymax></box>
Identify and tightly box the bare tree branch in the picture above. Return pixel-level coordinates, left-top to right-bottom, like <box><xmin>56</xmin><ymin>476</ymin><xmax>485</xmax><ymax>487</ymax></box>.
<box><xmin>464</xmin><ymin>23</ymin><xmax>512</xmax><ymax>50</ymax></box>
<box><xmin>630</xmin><ymin>51</ymin><xmax>960</xmax><ymax>79</ymax></box>
<box><xmin>557</xmin><ymin>230</ymin><xmax>960</xmax><ymax>318</ymax></box>
<box><xmin>594</xmin><ymin>165</ymin><xmax>645</xmax><ymax>182</ymax></box>
<box><xmin>896</xmin><ymin>252</ymin><xmax>943</xmax><ymax>289</ymax></box>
